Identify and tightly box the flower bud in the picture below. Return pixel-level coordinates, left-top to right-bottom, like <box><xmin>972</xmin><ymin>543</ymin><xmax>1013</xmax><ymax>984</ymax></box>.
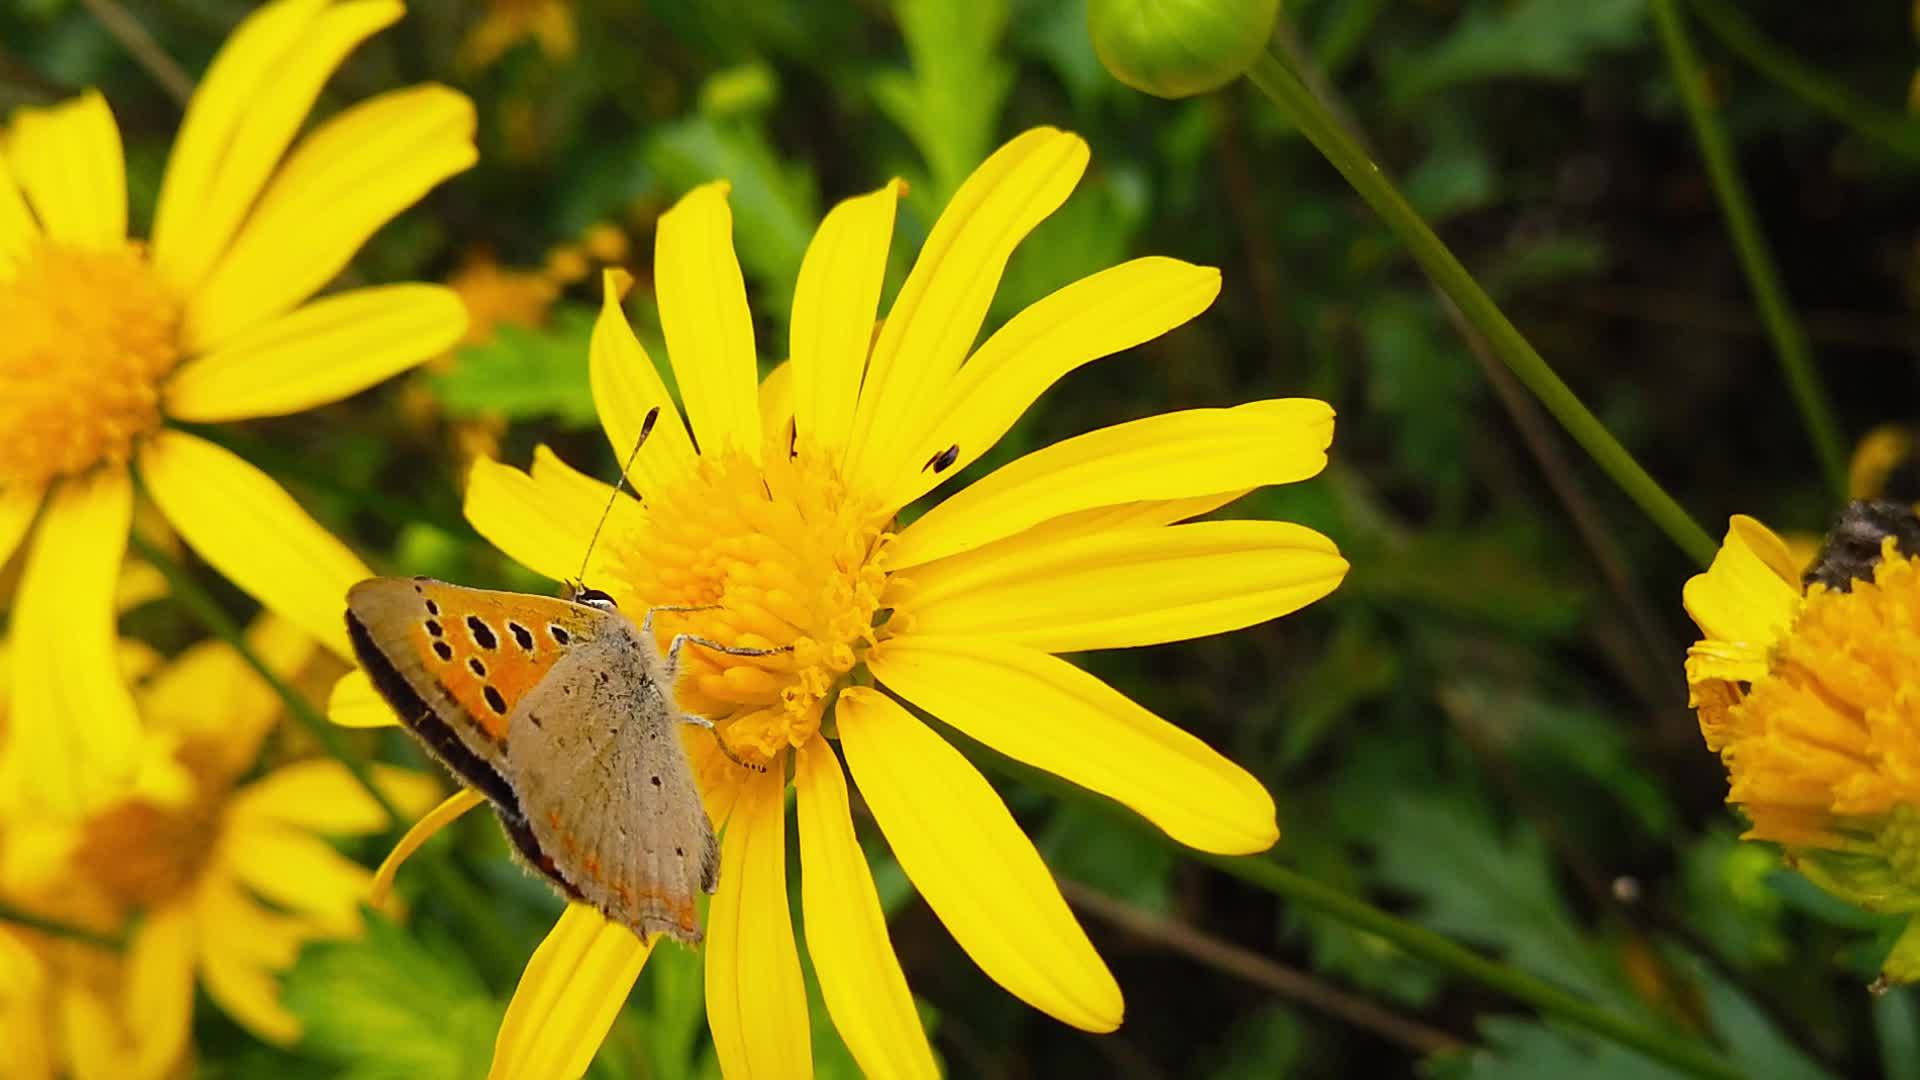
<box><xmin>1088</xmin><ymin>0</ymin><xmax>1280</xmax><ymax>99</ymax></box>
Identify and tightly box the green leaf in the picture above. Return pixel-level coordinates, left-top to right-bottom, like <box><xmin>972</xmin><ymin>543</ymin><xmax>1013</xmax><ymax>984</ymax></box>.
<box><xmin>1387</xmin><ymin>0</ymin><xmax>1647</xmax><ymax>105</ymax></box>
<box><xmin>428</xmin><ymin>308</ymin><xmax>598</xmax><ymax>426</ymax></box>
<box><xmin>1202</xmin><ymin>1006</ymin><xmax>1305</xmax><ymax>1078</ymax></box>
<box><xmin>871</xmin><ymin>0</ymin><xmax>1014</xmax><ymax>208</ymax></box>
<box><xmin>1372</xmin><ymin>788</ymin><xmax>1627</xmax><ymax>1007</ymax></box>
<box><xmin>282</xmin><ymin>917</ymin><xmax>503</xmax><ymax>1080</ymax></box>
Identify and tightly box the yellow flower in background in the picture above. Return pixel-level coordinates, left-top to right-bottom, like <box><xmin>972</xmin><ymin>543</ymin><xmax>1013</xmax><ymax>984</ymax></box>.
<box><xmin>343</xmin><ymin>127</ymin><xmax>1347</xmax><ymax>1077</ymax></box>
<box><xmin>444</xmin><ymin>250</ymin><xmax>562</xmax><ymax>351</ymax></box>
<box><xmin>0</xmin><ymin>617</ymin><xmax>439</xmax><ymax>1079</ymax></box>
<box><xmin>463</xmin><ymin>0</ymin><xmax>577</xmax><ymax>69</ymax></box>
<box><xmin>1850</xmin><ymin>423</ymin><xmax>1918</xmax><ymax>502</ymax></box>
<box><xmin>1683</xmin><ymin>511</ymin><xmax>1920</xmax><ymax>981</ymax></box>
<box><xmin>0</xmin><ymin>0</ymin><xmax>474</xmax><ymax>815</ymax></box>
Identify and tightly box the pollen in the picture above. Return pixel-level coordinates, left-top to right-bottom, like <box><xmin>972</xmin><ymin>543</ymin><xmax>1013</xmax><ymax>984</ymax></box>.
<box><xmin>0</xmin><ymin>240</ymin><xmax>182</xmax><ymax>489</ymax></box>
<box><xmin>1713</xmin><ymin>541</ymin><xmax>1920</xmax><ymax>847</ymax></box>
<box><xmin>605</xmin><ymin>438</ymin><xmax>897</xmax><ymax>765</ymax></box>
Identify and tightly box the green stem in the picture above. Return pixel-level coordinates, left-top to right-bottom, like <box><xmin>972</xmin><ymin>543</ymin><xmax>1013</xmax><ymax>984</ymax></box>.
<box><xmin>1650</xmin><ymin>0</ymin><xmax>1850</xmax><ymax>499</ymax></box>
<box><xmin>1686</xmin><ymin>0</ymin><xmax>1920</xmax><ymax>164</ymax></box>
<box><xmin>1243</xmin><ymin>50</ymin><xmax>1718</xmax><ymax>567</ymax></box>
<box><xmin>129</xmin><ymin>531</ymin><xmax>406</xmax><ymax>831</ymax></box>
<box><xmin>1202</xmin><ymin>854</ymin><xmax>1740</xmax><ymax>1079</ymax></box>
<box><xmin>0</xmin><ymin>899</ymin><xmax>125</xmax><ymax>950</ymax></box>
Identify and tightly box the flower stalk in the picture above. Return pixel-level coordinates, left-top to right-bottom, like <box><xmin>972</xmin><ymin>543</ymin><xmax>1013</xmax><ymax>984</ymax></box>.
<box><xmin>1650</xmin><ymin>0</ymin><xmax>1849</xmax><ymax>499</ymax></box>
<box><xmin>1242</xmin><ymin>47</ymin><xmax>1718</xmax><ymax>567</ymax></box>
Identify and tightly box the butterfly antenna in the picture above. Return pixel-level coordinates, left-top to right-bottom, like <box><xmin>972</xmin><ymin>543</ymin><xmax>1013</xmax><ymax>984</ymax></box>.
<box><xmin>577</xmin><ymin>406</ymin><xmax>660</xmax><ymax>583</ymax></box>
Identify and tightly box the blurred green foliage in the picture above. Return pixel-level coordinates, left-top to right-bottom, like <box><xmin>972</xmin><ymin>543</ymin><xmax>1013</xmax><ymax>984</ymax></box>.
<box><xmin>7</xmin><ymin>0</ymin><xmax>1920</xmax><ymax>1074</ymax></box>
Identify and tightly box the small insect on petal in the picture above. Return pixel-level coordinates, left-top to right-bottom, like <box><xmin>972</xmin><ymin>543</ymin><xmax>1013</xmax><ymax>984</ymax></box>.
<box><xmin>923</xmin><ymin>444</ymin><xmax>960</xmax><ymax>474</ymax></box>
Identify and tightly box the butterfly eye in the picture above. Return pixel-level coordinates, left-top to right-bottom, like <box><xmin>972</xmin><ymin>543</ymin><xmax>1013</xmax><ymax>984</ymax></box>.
<box><xmin>574</xmin><ymin>587</ymin><xmax>618</xmax><ymax>612</ymax></box>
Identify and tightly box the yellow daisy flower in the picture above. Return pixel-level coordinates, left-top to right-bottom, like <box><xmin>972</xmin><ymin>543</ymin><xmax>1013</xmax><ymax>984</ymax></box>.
<box><xmin>0</xmin><ymin>617</ymin><xmax>439</xmax><ymax>1078</ymax></box>
<box><xmin>463</xmin><ymin>0</ymin><xmax>577</xmax><ymax>69</ymax></box>
<box><xmin>347</xmin><ymin>126</ymin><xmax>1347</xmax><ymax>1077</ymax></box>
<box><xmin>0</xmin><ymin>0</ymin><xmax>475</xmax><ymax>815</ymax></box>
<box><xmin>1683</xmin><ymin>511</ymin><xmax>1920</xmax><ymax>980</ymax></box>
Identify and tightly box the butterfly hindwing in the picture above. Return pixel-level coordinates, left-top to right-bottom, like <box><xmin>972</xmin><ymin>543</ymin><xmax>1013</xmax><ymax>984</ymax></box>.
<box><xmin>504</xmin><ymin>616</ymin><xmax>719</xmax><ymax>944</ymax></box>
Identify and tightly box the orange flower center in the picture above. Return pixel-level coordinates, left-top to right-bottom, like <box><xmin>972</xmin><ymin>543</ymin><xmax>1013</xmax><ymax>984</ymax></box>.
<box><xmin>71</xmin><ymin>780</ymin><xmax>222</xmax><ymax>912</ymax></box>
<box><xmin>603</xmin><ymin>440</ymin><xmax>898</xmax><ymax>768</ymax></box>
<box><xmin>1713</xmin><ymin>544</ymin><xmax>1920</xmax><ymax>845</ymax></box>
<box><xmin>0</xmin><ymin>241</ymin><xmax>181</xmax><ymax>489</ymax></box>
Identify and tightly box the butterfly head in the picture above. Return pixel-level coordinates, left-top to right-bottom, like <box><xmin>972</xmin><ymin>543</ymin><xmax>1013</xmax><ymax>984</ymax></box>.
<box><xmin>563</xmin><ymin>580</ymin><xmax>620</xmax><ymax>612</ymax></box>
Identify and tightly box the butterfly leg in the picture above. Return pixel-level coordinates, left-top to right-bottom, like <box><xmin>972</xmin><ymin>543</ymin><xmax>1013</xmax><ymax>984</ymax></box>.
<box><xmin>679</xmin><ymin>713</ymin><xmax>766</xmax><ymax>773</ymax></box>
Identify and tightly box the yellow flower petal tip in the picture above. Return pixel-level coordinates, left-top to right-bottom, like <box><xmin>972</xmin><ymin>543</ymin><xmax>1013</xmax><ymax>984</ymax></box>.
<box><xmin>602</xmin><ymin>266</ymin><xmax>634</xmax><ymax>301</ymax></box>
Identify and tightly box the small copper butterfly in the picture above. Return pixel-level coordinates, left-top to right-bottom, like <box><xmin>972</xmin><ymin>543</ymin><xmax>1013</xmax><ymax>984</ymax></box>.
<box><xmin>345</xmin><ymin>408</ymin><xmax>765</xmax><ymax>944</ymax></box>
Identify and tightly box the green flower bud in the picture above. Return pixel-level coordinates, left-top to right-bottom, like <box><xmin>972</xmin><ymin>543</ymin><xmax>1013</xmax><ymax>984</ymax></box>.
<box><xmin>1088</xmin><ymin>0</ymin><xmax>1280</xmax><ymax>99</ymax></box>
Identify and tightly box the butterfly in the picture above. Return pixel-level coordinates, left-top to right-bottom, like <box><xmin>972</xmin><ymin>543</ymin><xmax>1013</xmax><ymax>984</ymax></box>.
<box><xmin>345</xmin><ymin>410</ymin><xmax>768</xmax><ymax>944</ymax></box>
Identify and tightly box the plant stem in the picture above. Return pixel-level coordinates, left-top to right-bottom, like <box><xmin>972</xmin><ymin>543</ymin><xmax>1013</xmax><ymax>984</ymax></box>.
<box><xmin>129</xmin><ymin>531</ymin><xmax>407</xmax><ymax>831</ymax></box>
<box><xmin>0</xmin><ymin>900</ymin><xmax>125</xmax><ymax>949</ymax></box>
<box><xmin>1200</xmin><ymin>854</ymin><xmax>1742</xmax><ymax>1079</ymax></box>
<box><xmin>1650</xmin><ymin>0</ymin><xmax>1849</xmax><ymax>499</ymax></box>
<box><xmin>1685</xmin><ymin>0</ymin><xmax>1920</xmax><ymax>164</ymax></box>
<box><xmin>1243</xmin><ymin>49</ymin><xmax>1718</xmax><ymax>567</ymax></box>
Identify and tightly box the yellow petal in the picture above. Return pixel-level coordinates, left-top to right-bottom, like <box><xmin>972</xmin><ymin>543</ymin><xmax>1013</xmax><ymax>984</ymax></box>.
<box><xmin>707</xmin><ymin>766</ymin><xmax>811</xmax><ymax>1077</ymax></box>
<box><xmin>234</xmin><ymin>760</ymin><xmax>440</xmax><ymax>835</ymax></box>
<box><xmin>140</xmin><ymin>619</ymin><xmax>312</xmax><ymax>769</ymax></box>
<box><xmin>4</xmin><ymin>469</ymin><xmax>141</xmax><ymax>816</ymax></box>
<box><xmin>1682</xmin><ymin>514</ymin><xmax>1802</xmax><ymax>652</ymax></box>
<box><xmin>197</xmin><ymin>875</ymin><xmax>324</xmax><ymax>971</ymax></box>
<box><xmin>166</xmin><ymin>285</ymin><xmax>466</xmax><ymax>421</ymax></box>
<box><xmin>887</xmin><ymin>256</ymin><xmax>1223</xmax><ymax>510</ymax></box>
<box><xmin>123</xmin><ymin>901</ymin><xmax>194</xmax><ymax>1079</ymax></box>
<box><xmin>152</xmin><ymin>0</ymin><xmax>400</xmax><ymax>294</ymax></box>
<box><xmin>197</xmin><ymin>908</ymin><xmax>303</xmax><ymax>1044</ymax></box>
<box><xmin>0</xmin><ymin>152</ymin><xmax>39</xmax><ymax>271</ymax></box>
<box><xmin>464</xmin><ymin>454</ymin><xmax>642</xmax><ymax>586</ymax></box>
<box><xmin>893</xmin><ymin>400</ymin><xmax>1332</xmax><ymax>568</ymax></box>
<box><xmin>0</xmin><ymin>482</ymin><xmax>44</xmax><ymax>571</ymax></box>
<box><xmin>655</xmin><ymin>182</ymin><xmax>761</xmax><ymax>459</ymax></box>
<box><xmin>789</xmin><ymin>181</ymin><xmax>903</xmax><ymax>455</ymax></box>
<box><xmin>843</xmin><ymin>128</ymin><xmax>1089</xmax><ymax>493</ymax></box>
<box><xmin>185</xmin><ymin>84</ymin><xmax>476</xmax><ymax>350</ymax></box>
<box><xmin>224</xmin><ymin>821</ymin><xmax>373</xmax><ymax>935</ymax></box>
<box><xmin>590</xmin><ymin>269</ymin><xmax>697</xmax><ymax>491</ymax></box>
<box><xmin>369</xmin><ymin>787</ymin><xmax>486</xmax><ymax>910</ymax></box>
<box><xmin>5</xmin><ymin>90</ymin><xmax>125</xmax><ymax>248</ymax></box>
<box><xmin>759</xmin><ymin>360</ymin><xmax>794</xmax><ymax>445</ymax></box>
<box><xmin>57</xmin><ymin>983</ymin><xmax>123</xmax><ymax>1080</ymax></box>
<box><xmin>834</xmin><ymin>687</ymin><xmax>1122</xmax><ymax>1031</ymax></box>
<box><xmin>903</xmin><ymin>520</ymin><xmax>1347</xmax><ymax>652</ymax></box>
<box><xmin>872</xmin><ymin>636</ymin><xmax>1277</xmax><ymax>853</ymax></box>
<box><xmin>327</xmin><ymin>670</ymin><xmax>397</xmax><ymax>728</ymax></box>
<box><xmin>138</xmin><ymin>429</ymin><xmax>369</xmax><ymax>659</ymax></box>
<box><xmin>489</xmin><ymin>904</ymin><xmax>652</xmax><ymax>1080</ymax></box>
<box><xmin>794</xmin><ymin>739</ymin><xmax>937</xmax><ymax>1079</ymax></box>
<box><xmin>0</xmin><ymin>928</ymin><xmax>52</xmax><ymax>1080</ymax></box>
